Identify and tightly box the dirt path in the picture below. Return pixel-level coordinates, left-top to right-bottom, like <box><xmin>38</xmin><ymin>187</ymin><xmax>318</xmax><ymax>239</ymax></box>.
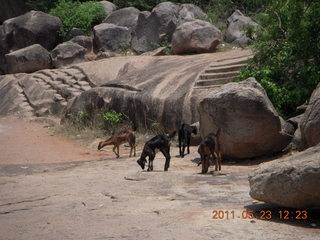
<box><xmin>0</xmin><ymin>118</ymin><xmax>319</xmax><ymax>240</ymax></box>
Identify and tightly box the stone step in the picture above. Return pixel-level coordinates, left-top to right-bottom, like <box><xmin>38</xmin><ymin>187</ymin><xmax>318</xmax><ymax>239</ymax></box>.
<box><xmin>209</xmin><ymin>56</ymin><xmax>252</xmax><ymax>68</ymax></box>
<box><xmin>195</xmin><ymin>77</ymin><xmax>236</xmax><ymax>86</ymax></box>
<box><xmin>193</xmin><ymin>85</ymin><xmax>222</xmax><ymax>89</ymax></box>
<box><xmin>199</xmin><ymin>71</ymin><xmax>239</xmax><ymax>80</ymax></box>
<box><xmin>204</xmin><ymin>64</ymin><xmax>244</xmax><ymax>74</ymax></box>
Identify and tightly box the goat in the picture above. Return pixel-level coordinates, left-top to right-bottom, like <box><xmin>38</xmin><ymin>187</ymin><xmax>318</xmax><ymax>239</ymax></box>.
<box><xmin>97</xmin><ymin>128</ymin><xmax>136</xmax><ymax>158</ymax></box>
<box><xmin>137</xmin><ymin>131</ymin><xmax>176</xmax><ymax>171</ymax></box>
<box><xmin>197</xmin><ymin>128</ymin><xmax>222</xmax><ymax>174</ymax></box>
<box><xmin>178</xmin><ymin>123</ymin><xmax>197</xmax><ymax>158</ymax></box>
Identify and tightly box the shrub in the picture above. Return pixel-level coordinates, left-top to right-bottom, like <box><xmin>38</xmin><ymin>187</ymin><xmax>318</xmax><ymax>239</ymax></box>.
<box><xmin>49</xmin><ymin>0</ymin><xmax>106</xmax><ymax>38</ymax></box>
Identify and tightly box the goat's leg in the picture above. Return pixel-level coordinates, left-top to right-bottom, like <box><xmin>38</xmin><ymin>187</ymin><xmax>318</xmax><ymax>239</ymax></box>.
<box><xmin>178</xmin><ymin>135</ymin><xmax>182</xmax><ymax>157</ymax></box>
<box><xmin>113</xmin><ymin>146</ymin><xmax>119</xmax><ymax>158</ymax></box>
<box><xmin>147</xmin><ymin>156</ymin><xmax>154</xmax><ymax>171</ymax></box>
<box><xmin>187</xmin><ymin>136</ymin><xmax>191</xmax><ymax>154</ymax></box>
<box><xmin>202</xmin><ymin>156</ymin><xmax>209</xmax><ymax>174</ymax></box>
<box><xmin>217</xmin><ymin>152</ymin><xmax>222</xmax><ymax>171</ymax></box>
<box><xmin>161</xmin><ymin>146</ymin><xmax>171</xmax><ymax>171</ymax></box>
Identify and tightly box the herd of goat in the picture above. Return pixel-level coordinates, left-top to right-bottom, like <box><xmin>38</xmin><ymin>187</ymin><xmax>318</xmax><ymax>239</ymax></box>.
<box><xmin>97</xmin><ymin>124</ymin><xmax>222</xmax><ymax>174</ymax></box>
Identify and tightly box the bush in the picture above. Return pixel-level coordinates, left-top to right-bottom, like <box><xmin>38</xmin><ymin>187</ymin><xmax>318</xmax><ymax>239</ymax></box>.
<box><xmin>49</xmin><ymin>0</ymin><xmax>106</xmax><ymax>38</ymax></box>
<box><xmin>239</xmin><ymin>0</ymin><xmax>320</xmax><ymax>118</ymax></box>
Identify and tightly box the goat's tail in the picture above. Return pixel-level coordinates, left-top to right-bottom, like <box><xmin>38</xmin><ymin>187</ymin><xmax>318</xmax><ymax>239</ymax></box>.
<box><xmin>168</xmin><ymin>131</ymin><xmax>176</xmax><ymax>139</ymax></box>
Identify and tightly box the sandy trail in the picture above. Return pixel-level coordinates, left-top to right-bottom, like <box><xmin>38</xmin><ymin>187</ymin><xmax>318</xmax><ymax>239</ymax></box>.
<box><xmin>0</xmin><ymin>117</ymin><xmax>319</xmax><ymax>240</ymax></box>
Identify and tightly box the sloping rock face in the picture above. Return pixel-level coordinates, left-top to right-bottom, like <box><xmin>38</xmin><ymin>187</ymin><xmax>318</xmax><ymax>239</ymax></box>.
<box><xmin>199</xmin><ymin>78</ymin><xmax>294</xmax><ymax>159</ymax></box>
<box><xmin>51</xmin><ymin>42</ymin><xmax>86</xmax><ymax>68</ymax></box>
<box><xmin>171</xmin><ymin>20</ymin><xmax>221</xmax><ymax>54</ymax></box>
<box><xmin>178</xmin><ymin>3</ymin><xmax>207</xmax><ymax>23</ymax></box>
<box><xmin>103</xmin><ymin>7</ymin><xmax>140</xmax><ymax>33</ymax></box>
<box><xmin>70</xmin><ymin>36</ymin><xmax>93</xmax><ymax>53</ymax></box>
<box><xmin>249</xmin><ymin>144</ymin><xmax>320</xmax><ymax>209</ymax></box>
<box><xmin>93</xmin><ymin>23</ymin><xmax>131</xmax><ymax>51</ymax></box>
<box><xmin>300</xmin><ymin>83</ymin><xmax>320</xmax><ymax>147</ymax></box>
<box><xmin>2</xmin><ymin>11</ymin><xmax>62</xmax><ymax>51</ymax></box>
<box><xmin>225</xmin><ymin>10</ymin><xmax>258</xmax><ymax>45</ymax></box>
<box><xmin>5</xmin><ymin>44</ymin><xmax>52</xmax><ymax>73</ymax></box>
<box><xmin>0</xmin><ymin>49</ymin><xmax>253</xmax><ymax>130</ymax></box>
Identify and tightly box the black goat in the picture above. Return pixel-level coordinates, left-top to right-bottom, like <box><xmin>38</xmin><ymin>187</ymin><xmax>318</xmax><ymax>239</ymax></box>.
<box><xmin>137</xmin><ymin>131</ymin><xmax>176</xmax><ymax>171</ymax></box>
<box><xmin>197</xmin><ymin>128</ymin><xmax>222</xmax><ymax>174</ymax></box>
<box><xmin>178</xmin><ymin>123</ymin><xmax>197</xmax><ymax>158</ymax></box>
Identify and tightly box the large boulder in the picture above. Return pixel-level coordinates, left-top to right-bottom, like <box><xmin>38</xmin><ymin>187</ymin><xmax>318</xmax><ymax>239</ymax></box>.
<box><xmin>171</xmin><ymin>20</ymin><xmax>221</xmax><ymax>54</ymax></box>
<box><xmin>199</xmin><ymin>78</ymin><xmax>294</xmax><ymax>159</ymax></box>
<box><xmin>249</xmin><ymin>144</ymin><xmax>320</xmax><ymax>209</ymax></box>
<box><xmin>5</xmin><ymin>44</ymin><xmax>52</xmax><ymax>73</ymax></box>
<box><xmin>300</xmin><ymin>83</ymin><xmax>320</xmax><ymax>147</ymax></box>
<box><xmin>93</xmin><ymin>23</ymin><xmax>131</xmax><ymax>51</ymax></box>
<box><xmin>100</xmin><ymin>1</ymin><xmax>117</xmax><ymax>16</ymax></box>
<box><xmin>51</xmin><ymin>42</ymin><xmax>86</xmax><ymax>68</ymax></box>
<box><xmin>131</xmin><ymin>12</ymin><xmax>161</xmax><ymax>53</ymax></box>
<box><xmin>178</xmin><ymin>4</ymin><xmax>207</xmax><ymax>24</ymax></box>
<box><xmin>151</xmin><ymin>1</ymin><xmax>180</xmax><ymax>38</ymax></box>
<box><xmin>225</xmin><ymin>10</ymin><xmax>258</xmax><ymax>45</ymax></box>
<box><xmin>2</xmin><ymin>11</ymin><xmax>62</xmax><ymax>51</ymax></box>
<box><xmin>103</xmin><ymin>7</ymin><xmax>140</xmax><ymax>33</ymax></box>
<box><xmin>0</xmin><ymin>25</ymin><xmax>8</xmax><ymax>74</ymax></box>
<box><xmin>0</xmin><ymin>0</ymin><xmax>28</xmax><ymax>23</ymax></box>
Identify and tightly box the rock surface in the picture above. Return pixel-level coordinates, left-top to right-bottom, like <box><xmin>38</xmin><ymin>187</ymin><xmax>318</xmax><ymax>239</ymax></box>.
<box><xmin>199</xmin><ymin>78</ymin><xmax>293</xmax><ymax>159</ymax></box>
<box><xmin>103</xmin><ymin>7</ymin><xmax>140</xmax><ymax>33</ymax></box>
<box><xmin>300</xmin><ymin>83</ymin><xmax>320</xmax><ymax>148</ymax></box>
<box><xmin>249</xmin><ymin>144</ymin><xmax>320</xmax><ymax>209</ymax></box>
<box><xmin>178</xmin><ymin>3</ymin><xmax>207</xmax><ymax>24</ymax></box>
<box><xmin>5</xmin><ymin>44</ymin><xmax>52</xmax><ymax>73</ymax></box>
<box><xmin>70</xmin><ymin>36</ymin><xmax>93</xmax><ymax>53</ymax></box>
<box><xmin>93</xmin><ymin>23</ymin><xmax>131</xmax><ymax>51</ymax></box>
<box><xmin>2</xmin><ymin>10</ymin><xmax>62</xmax><ymax>51</ymax></box>
<box><xmin>225</xmin><ymin>10</ymin><xmax>258</xmax><ymax>45</ymax></box>
<box><xmin>171</xmin><ymin>20</ymin><xmax>221</xmax><ymax>54</ymax></box>
<box><xmin>51</xmin><ymin>42</ymin><xmax>87</xmax><ymax>68</ymax></box>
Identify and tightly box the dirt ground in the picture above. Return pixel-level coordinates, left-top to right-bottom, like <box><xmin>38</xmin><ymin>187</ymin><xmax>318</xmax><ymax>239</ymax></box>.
<box><xmin>0</xmin><ymin>117</ymin><xmax>319</xmax><ymax>240</ymax></box>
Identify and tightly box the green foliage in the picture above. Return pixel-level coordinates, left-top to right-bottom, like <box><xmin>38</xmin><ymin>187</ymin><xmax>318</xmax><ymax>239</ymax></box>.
<box><xmin>26</xmin><ymin>0</ymin><xmax>59</xmax><ymax>12</ymax></box>
<box><xmin>49</xmin><ymin>0</ymin><xmax>106</xmax><ymax>38</ymax></box>
<box><xmin>102</xmin><ymin>110</ymin><xmax>123</xmax><ymax>128</ymax></box>
<box><xmin>240</xmin><ymin>0</ymin><xmax>320</xmax><ymax>118</ymax></box>
<box><xmin>67</xmin><ymin>110</ymin><xmax>89</xmax><ymax>128</ymax></box>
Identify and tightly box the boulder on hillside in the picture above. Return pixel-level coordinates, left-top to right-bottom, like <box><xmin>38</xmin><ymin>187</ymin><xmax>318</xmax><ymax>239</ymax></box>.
<box><xmin>131</xmin><ymin>12</ymin><xmax>161</xmax><ymax>53</ymax></box>
<box><xmin>198</xmin><ymin>78</ymin><xmax>294</xmax><ymax>159</ymax></box>
<box><xmin>51</xmin><ymin>42</ymin><xmax>86</xmax><ymax>68</ymax></box>
<box><xmin>5</xmin><ymin>44</ymin><xmax>52</xmax><ymax>73</ymax></box>
<box><xmin>178</xmin><ymin>3</ymin><xmax>207</xmax><ymax>24</ymax></box>
<box><xmin>171</xmin><ymin>19</ymin><xmax>221</xmax><ymax>54</ymax></box>
<box><xmin>66</xmin><ymin>28</ymin><xmax>86</xmax><ymax>40</ymax></box>
<box><xmin>225</xmin><ymin>10</ymin><xmax>258</xmax><ymax>45</ymax></box>
<box><xmin>300</xmin><ymin>83</ymin><xmax>320</xmax><ymax>147</ymax></box>
<box><xmin>100</xmin><ymin>1</ymin><xmax>117</xmax><ymax>16</ymax></box>
<box><xmin>249</xmin><ymin>144</ymin><xmax>320</xmax><ymax>209</ymax></box>
<box><xmin>70</xmin><ymin>36</ymin><xmax>93</xmax><ymax>53</ymax></box>
<box><xmin>151</xmin><ymin>1</ymin><xmax>180</xmax><ymax>39</ymax></box>
<box><xmin>0</xmin><ymin>0</ymin><xmax>28</xmax><ymax>23</ymax></box>
<box><xmin>93</xmin><ymin>23</ymin><xmax>131</xmax><ymax>51</ymax></box>
<box><xmin>2</xmin><ymin>11</ymin><xmax>62</xmax><ymax>51</ymax></box>
<box><xmin>103</xmin><ymin>7</ymin><xmax>140</xmax><ymax>33</ymax></box>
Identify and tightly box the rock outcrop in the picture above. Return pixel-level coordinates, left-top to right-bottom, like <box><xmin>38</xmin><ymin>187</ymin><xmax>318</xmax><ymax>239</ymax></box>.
<box><xmin>5</xmin><ymin>44</ymin><xmax>52</xmax><ymax>74</ymax></box>
<box><xmin>2</xmin><ymin>11</ymin><xmax>62</xmax><ymax>51</ymax></box>
<box><xmin>249</xmin><ymin>144</ymin><xmax>320</xmax><ymax>209</ymax></box>
<box><xmin>93</xmin><ymin>23</ymin><xmax>131</xmax><ymax>51</ymax></box>
<box><xmin>171</xmin><ymin>20</ymin><xmax>221</xmax><ymax>54</ymax></box>
<box><xmin>225</xmin><ymin>10</ymin><xmax>258</xmax><ymax>45</ymax></box>
<box><xmin>70</xmin><ymin>36</ymin><xmax>93</xmax><ymax>53</ymax></box>
<box><xmin>199</xmin><ymin>78</ymin><xmax>294</xmax><ymax>159</ymax></box>
<box><xmin>51</xmin><ymin>42</ymin><xmax>87</xmax><ymax>68</ymax></box>
<box><xmin>300</xmin><ymin>83</ymin><xmax>320</xmax><ymax>148</ymax></box>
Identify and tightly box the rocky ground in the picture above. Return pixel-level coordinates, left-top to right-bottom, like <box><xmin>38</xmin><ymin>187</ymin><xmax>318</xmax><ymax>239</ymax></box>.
<box><xmin>0</xmin><ymin>117</ymin><xmax>319</xmax><ymax>240</ymax></box>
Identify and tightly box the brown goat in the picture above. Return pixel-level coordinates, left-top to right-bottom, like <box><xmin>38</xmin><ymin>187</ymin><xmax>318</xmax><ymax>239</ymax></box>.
<box><xmin>97</xmin><ymin>129</ymin><xmax>136</xmax><ymax>158</ymax></box>
<box><xmin>197</xmin><ymin>128</ymin><xmax>222</xmax><ymax>173</ymax></box>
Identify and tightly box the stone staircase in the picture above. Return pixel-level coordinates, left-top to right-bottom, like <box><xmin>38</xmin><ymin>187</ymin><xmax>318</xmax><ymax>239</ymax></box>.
<box><xmin>192</xmin><ymin>54</ymin><xmax>253</xmax><ymax>91</ymax></box>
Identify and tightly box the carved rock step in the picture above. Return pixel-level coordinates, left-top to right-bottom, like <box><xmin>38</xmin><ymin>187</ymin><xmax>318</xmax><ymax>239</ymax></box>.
<box><xmin>195</xmin><ymin>77</ymin><xmax>238</xmax><ymax>86</ymax></box>
<box><xmin>199</xmin><ymin>71</ymin><xmax>239</xmax><ymax>80</ymax></box>
<box><xmin>209</xmin><ymin>55</ymin><xmax>252</xmax><ymax>68</ymax></box>
<box><xmin>204</xmin><ymin>63</ymin><xmax>244</xmax><ymax>74</ymax></box>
